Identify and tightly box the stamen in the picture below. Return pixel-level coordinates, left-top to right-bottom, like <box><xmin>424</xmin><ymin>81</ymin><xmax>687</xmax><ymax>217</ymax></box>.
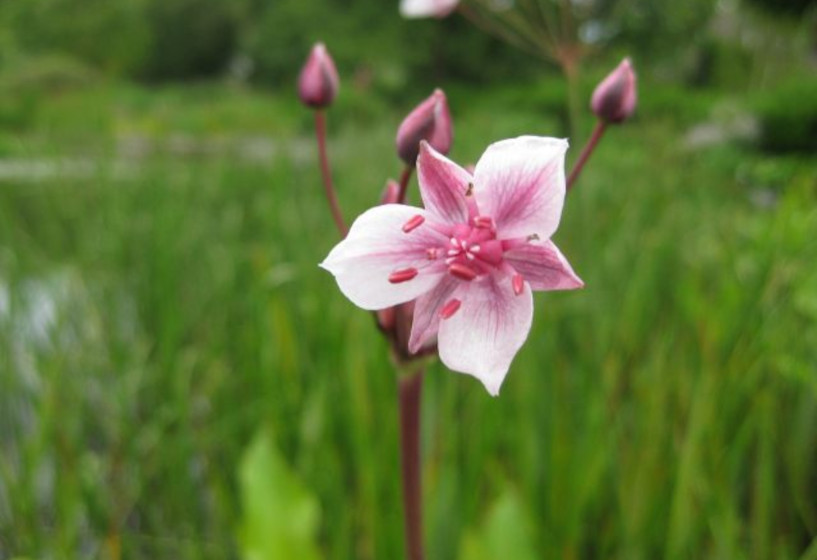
<box><xmin>402</xmin><ymin>214</ymin><xmax>425</xmax><ymax>233</ymax></box>
<box><xmin>512</xmin><ymin>274</ymin><xmax>525</xmax><ymax>296</ymax></box>
<box><xmin>447</xmin><ymin>249</ymin><xmax>459</xmax><ymax>256</ymax></box>
<box><xmin>388</xmin><ymin>268</ymin><xmax>419</xmax><ymax>283</ymax></box>
<box><xmin>527</xmin><ymin>233</ymin><xmax>540</xmax><ymax>242</ymax></box>
<box><xmin>448</xmin><ymin>263</ymin><xmax>477</xmax><ymax>281</ymax></box>
<box><xmin>426</xmin><ymin>248</ymin><xmax>439</xmax><ymax>260</ymax></box>
<box><xmin>465</xmin><ymin>183</ymin><xmax>474</xmax><ymax>197</ymax></box>
<box><xmin>466</xmin><ymin>253</ymin><xmax>475</xmax><ymax>260</ymax></box>
<box><xmin>439</xmin><ymin>298</ymin><xmax>462</xmax><ymax>319</ymax></box>
<box><xmin>470</xmin><ymin>244</ymin><xmax>481</xmax><ymax>253</ymax></box>
<box><xmin>450</xmin><ymin>238</ymin><xmax>458</xmax><ymax>246</ymax></box>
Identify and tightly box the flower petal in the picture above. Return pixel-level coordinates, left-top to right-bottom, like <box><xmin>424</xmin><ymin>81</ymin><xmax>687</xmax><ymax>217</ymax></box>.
<box><xmin>400</xmin><ymin>0</ymin><xmax>459</xmax><ymax>18</ymax></box>
<box><xmin>473</xmin><ymin>136</ymin><xmax>568</xmax><ymax>240</ymax></box>
<box><xmin>416</xmin><ymin>141</ymin><xmax>471</xmax><ymax>225</ymax></box>
<box><xmin>320</xmin><ymin>204</ymin><xmax>446</xmax><ymax>310</ymax></box>
<box><xmin>408</xmin><ymin>275</ymin><xmax>459</xmax><ymax>354</ymax></box>
<box><xmin>504</xmin><ymin>240</ymin><xmax>584</xmax><ymax>291</ymax></box>
<box><xmin>437</xmin><ymin>274</ymin><xmax>533</xmax><ymax>396</ymax></box>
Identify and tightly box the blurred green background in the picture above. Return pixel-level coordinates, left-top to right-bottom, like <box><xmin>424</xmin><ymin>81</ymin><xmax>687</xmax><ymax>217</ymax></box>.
<box><xmin>0</xmin><ymin>0</ymin><xmax>816</xmax><ymax>558</ymax></box>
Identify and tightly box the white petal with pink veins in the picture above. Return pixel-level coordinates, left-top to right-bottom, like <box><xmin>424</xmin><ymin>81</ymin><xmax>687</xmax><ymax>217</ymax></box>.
<box><xmin>320</xmin><ymin>204</ymin><xmax>445</xmax><ymax>310</ymax></box>
<box><xmin>504</xmin><ymin>240</ymin><xmax>584</xmax><ymax>291</ymax></box>
<box><xmin>473</xmin><ymin>136</ymin><xmax>567</xmax><ymax>240</ymax></box>
<box><xmin>408</xmin><ymin>275</ymin><xmax>459</xmax><ymax>354</ymax></box>
<box><xmin>437</xmin><ymin>274</ymin><xmax>533</xmax><ymax>396</ymax></box>
<box><xmin>400</xmin><ymin>0</ymin><xmax>459</xmax><ymax>18</ymax></box>
<box><xmin>416</xmin><ymin>141</ymin><xmax>472</xmax><ymax>225</ymax></box>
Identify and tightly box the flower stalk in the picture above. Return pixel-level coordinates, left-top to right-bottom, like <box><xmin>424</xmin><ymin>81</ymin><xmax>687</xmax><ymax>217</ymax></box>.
<box><xmin>314</xmin><ymin>110</ymin><xmax>347</xmax><ymax>236</ymax></box>
<box><xmin>566</xmin><ymin>120</ymin><xmax>606</xmax><ymax>191</ymax></box>
<box><xmin>397</xmin><ymin>165</ymin><xmax>414</xmax><ymax>204</ymax></box>
<box><xmin>399</xmin><ymin>370</ymin><xmax>425</xmax><ymax>560</ymax></box>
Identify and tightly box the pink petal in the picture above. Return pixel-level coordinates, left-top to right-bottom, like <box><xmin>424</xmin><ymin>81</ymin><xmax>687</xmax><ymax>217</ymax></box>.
<box><xmin>320</xmin><ymin>204</ymin><xmax>446</xmax><ymax>310</ymax></box>
<box><xmin>416</xmin><ymin>141</ymin><xmax>472</xmax><ymax>225</ymax></box>
<box><xmin>400</xmin><ymin>0</ymin><xmax>459</xmax><ymax>18</ymax></box>
<box><xmin>473</xmin><ymin>136</ymin><xmax>568</xmax><ymax>240</ymax></box>
<box><xmin>437</xmin><ymin>273</ymin><xmax>533</xmax><ymax>396</ymax></box>
<box><xmin>408</xmin><ymin>275</ymin><xmax>459</xmax><ymax>354</ymax></box>
<box><xmin>504</xmin><ymin>240</ymin><xmax>584</xmax><ymax>291</ymax></box>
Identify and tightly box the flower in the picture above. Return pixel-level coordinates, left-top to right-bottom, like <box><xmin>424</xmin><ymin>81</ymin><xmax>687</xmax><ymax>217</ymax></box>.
<box><xmin>297</xmin><ymin>43</ymin><xmax>340</xmax><ymax>109</ymax></box>
<box><xmin>396</xmin><ymin>89</ymin><xmax>453</xmax><ymax>166</ymax></box>
<box><xmin>591</xmin><ymin>58</ymin><xmax>637</xmax><ymax>124</ymax></box>
<box><xmin>321</xmin><ymin>136</ymin><xmax>583</xmax><ymax>395</ymax></box>
<box><xmin>400</xmin><ymin>0</ymin><xmax>459</xmax><ymax>18</ymax></box>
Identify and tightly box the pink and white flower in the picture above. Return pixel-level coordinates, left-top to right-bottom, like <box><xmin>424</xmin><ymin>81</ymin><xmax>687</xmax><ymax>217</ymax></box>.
<box><xmin>400</xmin><ymin>0</ymin><xmax>459</xmax><ymax>18</ymax></box>
<box><xmin>320</xmin><ymin>136</ymin><xmax>583</xmax><ymax>395</ymax></box>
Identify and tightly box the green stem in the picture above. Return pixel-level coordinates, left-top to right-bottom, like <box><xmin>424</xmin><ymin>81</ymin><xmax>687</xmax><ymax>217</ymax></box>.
<box><xmin>562</xmin><ymin>55</ymin><xmax>582</xmax><ymax>143</ymax></box>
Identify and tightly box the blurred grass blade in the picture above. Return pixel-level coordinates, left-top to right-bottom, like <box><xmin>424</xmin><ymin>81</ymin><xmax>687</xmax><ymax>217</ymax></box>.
<box><xmin>459</xmin><ymin>490</ymin><xmax>538</xmax><ymax>560</ymax></box>
<box><xmin>238</xmin><ymin>429</ymin><xmax>321</xmax><ymax>560</ymax></box>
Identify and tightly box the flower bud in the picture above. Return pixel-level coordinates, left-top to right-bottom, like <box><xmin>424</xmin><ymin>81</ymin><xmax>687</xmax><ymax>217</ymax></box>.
<box><xmin>380</xmin><ymin>179</ymin><xmax>400</xmax><ymax>205</ymax></box>
<box><xmin>591</xmin><ymin>58</ymin><xmax>637</xmax><ymax>124</ymax></box>
<box><xmin>396</xmin><ymin>89</ymin><xmax>452</xmax><ymax>166</ymax></box>
<box><xmin>298</xmin><ymin>43</ymin><xmax>339</xmax><ymax>109</ymax></box>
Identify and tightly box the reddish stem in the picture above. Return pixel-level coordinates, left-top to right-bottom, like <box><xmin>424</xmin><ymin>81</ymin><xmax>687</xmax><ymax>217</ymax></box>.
<box><xmin>567</xmin><ymin>120</ymin><xmax>607</xmax><ymax>191</ymax></box>
<box><xmin>314</xmin><ymin>110</ymin><xmax>347</xmax><ymax>236</ymax></box>
<box><xmin>399</xmin><ymin>370</ymin><xmax>424</xmax><ymax>560</ymax></box>
<box><xmin>397</xmin><ymin>165</ymin><xmax>414</xmax><ymax>204</ymax></box>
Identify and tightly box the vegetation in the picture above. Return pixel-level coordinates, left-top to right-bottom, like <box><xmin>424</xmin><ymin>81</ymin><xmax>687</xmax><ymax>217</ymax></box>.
<box><xmin>0</xmin><ymin>75</ymin><xmax>815</xmax><ymax>558</ymax></box>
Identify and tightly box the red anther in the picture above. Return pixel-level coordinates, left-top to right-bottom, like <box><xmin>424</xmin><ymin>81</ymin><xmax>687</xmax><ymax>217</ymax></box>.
<box><xmin>439</xmin><ymin>298</ymin><xmax>462</xmax><ymax>319</ymax></box>
<box><xmin>402</xmin><ymin>214</ymin><xmax>425</xmax><ymax>233</ymax></box>
<box><xmin>389</xmin><ymin>268</ymin><xmax>419</xmax><ymax>283</ymax></box>
<box><xmin>473</xmin><ymin>216</ymin><xmax>494</xmax><ymax>229</ymax></box>
<box><xmin>512</xmin><ymin>274</ymin><xmax>525</xmax><ymax>295</ymax></box>
<box><xmin>448</xmin><ymin>263</ymin><xmax>477</xmax><ymax>281</ymax></box>
<box><xmin>426</xmin><ymin>248</ymin><xmax>439</xmax><ymax>260</ymax></box>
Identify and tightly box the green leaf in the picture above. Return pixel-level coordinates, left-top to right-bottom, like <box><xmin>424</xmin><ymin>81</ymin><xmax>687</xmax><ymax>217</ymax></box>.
<box><xmin>459</xmin><ymin>490</ymin><xmax>538</xmax><ymax>560</ymax></box>
<box><xmin>237</xmin><ymin>429</ymin><xmax>322</xmax><ymax>560</ymax></box>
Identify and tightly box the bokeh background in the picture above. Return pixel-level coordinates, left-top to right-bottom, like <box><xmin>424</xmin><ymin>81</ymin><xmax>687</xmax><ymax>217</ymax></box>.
<box><xmin>1</xmin><ymin>0</ymin><xmax>816</xmax><ymax>558</ymax></box>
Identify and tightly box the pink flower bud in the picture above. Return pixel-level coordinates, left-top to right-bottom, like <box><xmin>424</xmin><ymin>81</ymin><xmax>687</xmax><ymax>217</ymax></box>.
<box><xmin>377</xmin><ymin>307</ymin><xmax>396</xmax><ymax>331</ymax></box>
<box><xmin>396</xmin><ymin>89</ymin><xmax>452</xmax><ymax>166</ymax></box>
<box><xmin>297</xmin><ymin>43</ymin><xmax>339</xmax><ymax>109</ymax></box>
<box><xmin>591</xmin><ymin>58</ymin><xmax>637</xmax><ymax>124</ymax></box>
<box><xmin>380</xmin><ymin>179</ymin><xmax>400</xmax><ymax>205</ymax></box>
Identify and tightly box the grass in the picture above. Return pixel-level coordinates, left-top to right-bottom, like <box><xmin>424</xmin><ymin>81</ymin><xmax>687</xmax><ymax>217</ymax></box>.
<box><xmin>0</xmin><ymin>79</ymin><xmax>816</xmax><ymax>559</ymax></box>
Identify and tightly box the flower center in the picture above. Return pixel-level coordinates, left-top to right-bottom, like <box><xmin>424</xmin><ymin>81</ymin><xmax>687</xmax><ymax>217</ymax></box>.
<box><xmin>389</xmin><ymin>210</ymin><xmax>537</xmax><ymax>319</ymax></box>
<box><xmin>442</xmin><ymin>220</ymin><xmax>503</xmax><ymax>280</ymax></box>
